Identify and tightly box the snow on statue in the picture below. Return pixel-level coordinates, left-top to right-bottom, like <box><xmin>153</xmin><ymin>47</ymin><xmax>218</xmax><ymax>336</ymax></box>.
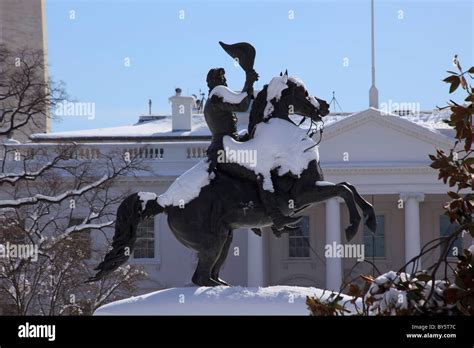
<box><xmin>89</xmin><ymin>42</ymin><xmax>377</xmax><ymax>288</ymax></box>
<box><xmin>159</xmin><ymin>75</ymin><xmax>320</xmax><ymax>204</ymax></box>
<box><xmin>160</xmin><ymin>73</ymin><xmax>323</xmax><ymax>233</ymax></box>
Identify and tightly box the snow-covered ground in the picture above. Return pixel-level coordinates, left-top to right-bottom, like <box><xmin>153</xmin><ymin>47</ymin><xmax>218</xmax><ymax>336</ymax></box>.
<box><xmin>94</xmin><ymin>286</ymin><xmax>360</xmax><ymax>315</ymax></box>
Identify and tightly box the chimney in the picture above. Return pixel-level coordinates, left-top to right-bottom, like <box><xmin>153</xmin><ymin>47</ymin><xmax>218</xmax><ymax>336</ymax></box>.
<box><xmin>169</xmin><ymin>88</ymin><xmax>195</xmax><ymax>131</ymax></box>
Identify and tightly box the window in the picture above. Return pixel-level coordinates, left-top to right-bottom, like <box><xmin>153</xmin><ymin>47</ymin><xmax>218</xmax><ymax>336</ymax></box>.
<box><xmin>134</xmin><ymin>218</ymin><xmax>155</xmax><ymax>259</ymax></box>
<box><xmin>364</xmin><ymin>215</ymin><xmax>385</xmax><ymax>258</ymax></box>
<box><xmin>68</xmin><ymin>218</ymin><xmax>91</xmax><ymax>259</ymax></box>
<box><xmin>439</xmin><ymin>215</ymin><xmax>462</xmax><ymax>257</ymax></box>
<box><xmin>289</xmin><ymin>216</ymin><xmax>310</xmax><ymax>258</ymax></box>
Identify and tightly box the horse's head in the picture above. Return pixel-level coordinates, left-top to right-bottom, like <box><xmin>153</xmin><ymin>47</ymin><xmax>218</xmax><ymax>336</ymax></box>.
<box><xmin>248</xmin><ymin>71</ymin><xmax>329</xmax><ymax>135</ymax></box>
<box><xmin>280</xmin><ymin>72</ymin><xmax>329</xmax><ymax>121</ymax></box>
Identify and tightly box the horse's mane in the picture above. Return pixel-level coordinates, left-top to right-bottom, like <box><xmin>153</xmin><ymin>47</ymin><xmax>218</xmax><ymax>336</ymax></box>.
<box><xmin>247</xmin><ymin>84</ymin><xmax>268</xmax><ymax>137</ymax></box>
<box><xmin>248</xmin><ymin>78</ymin><xmax>301</xmax><ymax>137</ymax></box>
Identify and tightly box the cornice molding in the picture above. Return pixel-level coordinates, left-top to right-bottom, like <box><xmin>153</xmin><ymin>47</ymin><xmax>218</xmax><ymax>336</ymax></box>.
<box><xmin>323</xmin><ymin>109</ymin><xmax>454</xmax><ymax>148</ymax></box>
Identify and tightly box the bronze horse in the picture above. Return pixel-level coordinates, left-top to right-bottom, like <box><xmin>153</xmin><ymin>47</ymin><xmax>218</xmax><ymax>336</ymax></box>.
<box><xmin>89</xmin><ymin>74</ymin><xmax>376</xmax><ymax>286</ymax></box>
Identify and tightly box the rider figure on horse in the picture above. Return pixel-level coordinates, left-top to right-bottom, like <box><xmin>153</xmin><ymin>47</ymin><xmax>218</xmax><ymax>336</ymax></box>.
<box><xmin>204</xmin><ymin>67</ymin><xmax>300</xmax><ymax>233</ymax></box>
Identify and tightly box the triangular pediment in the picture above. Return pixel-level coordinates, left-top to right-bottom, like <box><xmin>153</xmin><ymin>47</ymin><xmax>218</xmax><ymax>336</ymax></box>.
<box><xmin>319</xmin><ymin>108</ymin><xmax>454</xmax><ymax>165</ymax></box>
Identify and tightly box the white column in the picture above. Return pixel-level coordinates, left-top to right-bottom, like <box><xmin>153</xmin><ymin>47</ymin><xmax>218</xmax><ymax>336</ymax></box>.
<box><xmin>325</xmin><ymin>198</ymin><xmax>342</xmax><ymax>291</ymax></box>
<box><xmin>247</xmin><ymin>229</ymin><xmax>265</xmax><ymax>287</ymax></box>
<box><xmin>400</xmin><ymin>193</ymin><xmax>425</xmax><ymax>271</ymax></box>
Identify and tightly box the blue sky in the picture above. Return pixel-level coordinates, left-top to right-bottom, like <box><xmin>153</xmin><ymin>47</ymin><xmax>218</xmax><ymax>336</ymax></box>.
<box><xmin>46</xmin><ymin>0</ymin><xmax>473</xmax><ymax>132</ymax></box>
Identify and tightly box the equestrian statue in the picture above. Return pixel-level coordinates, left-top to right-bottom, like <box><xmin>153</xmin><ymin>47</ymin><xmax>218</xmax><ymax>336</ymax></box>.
<box><xmin>88</xmin><ymin>42</ymin><xmax>377</xmax><ymax>286</ymax></box>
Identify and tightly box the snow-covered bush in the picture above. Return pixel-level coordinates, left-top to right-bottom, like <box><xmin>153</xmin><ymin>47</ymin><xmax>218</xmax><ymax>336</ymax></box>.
<box><xmin>308</xmin><ymin>249</ymin><xmax>473</xmax><ymax>316</ymax></box>
<box><xmin>363</xmin><ymin>271</ymin><xmax>451</xmax><ymax>315</ymax></box>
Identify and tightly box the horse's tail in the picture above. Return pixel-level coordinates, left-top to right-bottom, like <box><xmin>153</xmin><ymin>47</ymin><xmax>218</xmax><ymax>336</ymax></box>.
<box><xmin>86</xmin><ymin>192</ymin><xmax>163</xmax><ymax>283</ymax></box>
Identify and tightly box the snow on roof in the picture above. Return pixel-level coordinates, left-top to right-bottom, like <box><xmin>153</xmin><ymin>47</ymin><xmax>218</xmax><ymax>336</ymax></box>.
<box><xmin>31</xmin><ymin>114</ymin><xmax>211</xmax><ymax>140</ymax></box>
<box><xmin>30</xmin><ymin>109</ymin><xmax>453</xmax><ymax>141</ymax></box>
<box><xmin>398</xmin><ymin>110</ymin><xmax>453</xmax><ymax>135</ymax></box>
<box><xmin>297</xmin><ymin>109</ymin><xmax>453</xmax><ymax>136</ymax></box>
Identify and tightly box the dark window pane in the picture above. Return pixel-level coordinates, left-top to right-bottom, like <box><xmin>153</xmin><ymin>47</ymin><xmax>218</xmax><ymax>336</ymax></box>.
<box><xmin>288</xmin><ymin>216</ymin><xmax>310</xmax><ymax>258</ymax></box>
<box><xmin>375</xmin><ymin>236</ymin><xmax>385</xmax><ymax>257</ymax></box>
<box><xmin>300</xmin><ymin>217</ymin><xmax>310</xmax><ymax>236</ymax></box>
<box><xmin>301</xmin><ymin>247</ymin><xmax>309</xmax><ymax>258</ymax></box>
<box><xmin>295</xmin><ymin>248</ymin><xmax>301</xmax><ymax>258</ymax></box>
<box><xmin>134</xmin><ymin>219</ymin><xmax>155</xmax><ymax>259</ymax></box>
<box><xmin>134</xmin><ymin>249</ymin><xmax>143</xmax><ymax>259</ymax></box>
<box><xmin>147</xmin><ymin>248</ymin><xmax>155</xmax><ymax>258</ymax></box>
<box><xmin>365</xmin><ymin>240</ymin><xmax>374</xmax><ymax>257</ymax></box>
<box><xmin>364</xmin><ymin>215</ymin><xmax>385</xmax><ymax>257</ymax></box>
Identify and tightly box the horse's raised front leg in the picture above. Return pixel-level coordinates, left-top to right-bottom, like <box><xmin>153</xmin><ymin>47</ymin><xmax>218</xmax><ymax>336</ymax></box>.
<box><xmin>295</xmin><ymin>183</ymin><xmax>361</xmax><ymax>241</ymax></box>
<box><xmin>337</xmin><ymin>182</ymin><xmax>377</xmax><ymax>233</ymax></box>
